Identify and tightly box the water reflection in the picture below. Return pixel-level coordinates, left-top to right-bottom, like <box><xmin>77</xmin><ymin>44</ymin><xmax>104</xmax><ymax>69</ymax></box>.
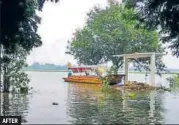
<box><xmin>67</xmin><ymin>83</ymin><xmax>165</xmax><ymax>124</ymax></box>
<box><xmin>0</xmin><ymin>93</ymin><xmax>29</xmax><ymax>123</ymax></box>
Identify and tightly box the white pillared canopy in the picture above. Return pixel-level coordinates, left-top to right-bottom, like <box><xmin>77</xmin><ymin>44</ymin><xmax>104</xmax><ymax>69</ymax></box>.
<box><xmin>112</xmin><ymin>52</ymin><xmax>165</xmax><ymax>86</ymax></box>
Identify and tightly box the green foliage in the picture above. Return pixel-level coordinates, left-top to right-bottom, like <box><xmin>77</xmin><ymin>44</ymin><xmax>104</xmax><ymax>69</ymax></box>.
<box><xmin>156</xmin><ymin>86</ymin><xmax>171</xmax><ymax>92</ymax></box>
<box><xmin>0</xmin><ymin>0</ymin><xmax>59</xmax><ymax>93</ymax></box>
<box><xmin>100</xmin><ymin>77</ymin><xmax>111</xmax><ymax>92</ymax></box>
<box><xmin>1</xmin><ymin>0</ymin><xmax>59</xmax><ymax>53</ymax></box>
<box><xmin>120</xmin><ymin>92</ymin><xmax>137</xmax><ymax>100</ymax></box>
<box><xmin>2</xmin><ymin>46</ymin><xmax>31</xmax><ymax>94</ymax></box>
<box><xmin>123</xmin><ymin>0</ymin><xmax>179</xmax><ymax>57</ymax></box>
<box><xmin>67</xmin><ymin>27</ymin><xmax>106</xmax><ymax>65</ymax></box>
<box><xmin>100</xmin><ymin>65</ymin><xmax>119</xmax><ymax>92</ymax></box>
<box><xmin>11</xmin><ymin>72</ymin><xmax>30</xmax><ymax>94</ymax></box>
<box><xmin>37</xmin><ymin>0</ymin><xmax>59</xmax><ymax>10</ymax></box>
<box><xmin>167</xmin><ymin>74</ymin><xmax>179</xmax><ymax>89</ymax></box>
<box><xmin>67</xmin><ymin>4</ymin><xmax>166</xmax><ymax>74</ymax></box>
<box><xmin>1</xmin><ymin>0</ymin><xmax>42</xmax><ymax>53</ymax></box>
<box><xmin>107</xmin><ymin>65</ymin><xmax>118</xmax><ymax>75</ymax></box>
<box><xmin>127</xmin><ymin>93</ymin><xmax>136</xmax><ymax>99</ymax></box>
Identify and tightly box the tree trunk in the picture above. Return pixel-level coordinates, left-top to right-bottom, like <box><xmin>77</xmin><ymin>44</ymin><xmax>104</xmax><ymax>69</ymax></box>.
<box><xmin>112</xmin><ymin>57</ymin><xmax>123</xmax><ymax>73</ymax></box>
<box><xmin>115</xmin><ymin>63</ymin><xmax>120</xmax><ymax>71</ymax></box>
<box><xmin>0</xmin><ymin>2</ymin><xmax>2</xmax><ymax>91</ymax></box>
<box><xmin>3</xmin><ymin>66</ymin><xmax>10</xmax><ymax>93</ymax></box>
<box><xmin>113</xmin><ymin>61</ymin><xmax>121</xmax><ymax>73</ymax></box>
<box><xmin>0</xmin><ymin>45</ymin><xmax>2</xmax><ymax>91</ymax></box>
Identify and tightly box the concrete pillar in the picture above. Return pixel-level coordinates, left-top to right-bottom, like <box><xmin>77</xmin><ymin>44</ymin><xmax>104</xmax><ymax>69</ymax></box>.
<box><xmin>150</xmin><ymin>53</ymin><xmax>155</xmax><ymax>86</ymax></box>
<box><xmin>124</xmin><ymin>57</ymin><xmax>128</xmax><ymax>84</ymax></box>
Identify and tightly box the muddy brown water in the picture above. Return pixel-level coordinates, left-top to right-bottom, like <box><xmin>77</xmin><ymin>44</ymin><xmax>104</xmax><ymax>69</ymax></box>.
<box><xmin>0</xmin><ymin>71</ymin><xmax>179</xmax><ymax>124</ymax></box>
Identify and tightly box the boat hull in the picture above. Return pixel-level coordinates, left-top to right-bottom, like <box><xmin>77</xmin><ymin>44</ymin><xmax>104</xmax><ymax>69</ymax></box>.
<box><xmin>63</xmin><ymin>76</ymin><xmax>101</xmax><ymax>84</ymax></box>
<box><xmin>63</xmin><ymin>75</ymin><xmax>125</xmax><ymax>85</ymax></box>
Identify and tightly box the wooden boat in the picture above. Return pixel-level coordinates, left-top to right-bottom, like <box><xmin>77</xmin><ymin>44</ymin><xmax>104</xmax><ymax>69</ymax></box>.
<box><xmin>63</xmin><ymin>66</ymin><xmax>125</xmax><ymax>85</ymax></box>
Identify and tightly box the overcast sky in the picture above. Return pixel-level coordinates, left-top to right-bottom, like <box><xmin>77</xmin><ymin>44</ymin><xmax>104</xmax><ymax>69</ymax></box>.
<box><xmin>26</xmin><ymin>0</ymin><xmax>179</xmax><ymax>69</ymax></box>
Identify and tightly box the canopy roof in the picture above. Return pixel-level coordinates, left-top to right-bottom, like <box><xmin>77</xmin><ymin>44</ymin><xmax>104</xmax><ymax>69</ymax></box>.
<box><xmin>112</xmin><ymin>52</ymin><xmax>165</xmax><ymax>58</ymax></box>
<box><xmin>68</xmin><ymin>66</ymin><xmax>97</xmax><ymax>73</ymax></box>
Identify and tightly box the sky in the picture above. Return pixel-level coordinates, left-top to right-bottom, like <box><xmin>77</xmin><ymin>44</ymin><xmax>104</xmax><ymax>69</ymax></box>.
<box><xmin>26</xmin><ymin>0</ymin><xmax>179</xmax><ymax>69</ymax></box>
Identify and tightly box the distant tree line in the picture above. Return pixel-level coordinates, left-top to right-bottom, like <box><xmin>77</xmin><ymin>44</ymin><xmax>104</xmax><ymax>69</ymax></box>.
<box><xmin>25</xmin><ymin>62</ymin><xmax>68</xmax><ymax>70</ymax></box>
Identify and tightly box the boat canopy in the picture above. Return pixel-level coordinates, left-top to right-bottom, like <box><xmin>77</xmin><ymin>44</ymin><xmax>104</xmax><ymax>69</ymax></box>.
<box><xmin>68</xmin><ymin>66</ymin><xmax>97</xmax><ymax>73</ymax></box>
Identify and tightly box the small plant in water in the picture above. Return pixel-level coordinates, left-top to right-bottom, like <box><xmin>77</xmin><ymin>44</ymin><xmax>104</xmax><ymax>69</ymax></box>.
<box><xmin>95</xmin><ymin>65</ymin><xmax>113</xmax><ymax>92</ymax></box>
<box><xmin>167</xmin><ymin>74</ymin><xmax>179</xmax><ymax>89</ymax></box>
<box><xmin>127</xmin><ymin>93</ymin><xmax>136</xmax><ymax>99</ymax></box>
<box><xmin>100</xmin><ymin>77</ymin><xmax>111</xmax><ymax>92</ymax></box>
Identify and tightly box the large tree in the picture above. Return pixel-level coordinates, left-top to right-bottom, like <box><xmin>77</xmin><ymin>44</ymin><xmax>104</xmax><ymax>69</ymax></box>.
<box><xmin>0</xmin><ymin>0</ymin><xmax>58</xmax><ymax>92</ymax></box>
<box><xmin>1</xmin><ymin>0</ymin><xmax>41</xmax><ymax>93</ymax></box>
<box><xmin>67</xmin><ymin>4</ymin><xmax>166</xmax><ymax>73</ymax></box>
<box><xmin>122</xmin><ymin>0</ymin><xmax>179</xmax><ymax>57</ymax></box>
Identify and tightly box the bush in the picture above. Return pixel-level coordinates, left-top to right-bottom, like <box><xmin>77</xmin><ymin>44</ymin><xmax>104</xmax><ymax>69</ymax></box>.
<box><xmin>167</xmin><ymin>74</ymin><xmax>179</xmax><ymax>88</ymax></box>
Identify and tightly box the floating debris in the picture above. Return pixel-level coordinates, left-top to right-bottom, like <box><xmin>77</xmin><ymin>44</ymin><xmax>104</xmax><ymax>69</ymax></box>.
<box><xmin>124</xmin><ymin>81</ymin><xmax>155</xmax><ymax>90</ymax></box>
<box><xmin>113</xmin><ymin>81</ymin><xmax>155</xmax><ymax>91</ymax></box>
<box><xmin>52</xmin><ymin>102</ymin><xmax>59</xmax><ymax>105</ymax></box>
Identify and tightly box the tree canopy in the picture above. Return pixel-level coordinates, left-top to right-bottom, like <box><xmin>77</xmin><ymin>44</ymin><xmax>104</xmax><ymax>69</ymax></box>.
<box><xmin>1</xmin><ymin>0</ymin><xmax>58</xmax><ymax>53</ymax></box>
<box><xmin>67</xmin><ymin>4</ymin><xmax>166</xmax><ymax>73</ymax></box>
<box><xmin>122</xmin><ymin>0</ymin><xmax>179</xmax><ymax>57</ymax></box>
<box><xmin>0</xmin><ymin>0</ymin><xmax>59</xmax><ymax>93</ymax></box>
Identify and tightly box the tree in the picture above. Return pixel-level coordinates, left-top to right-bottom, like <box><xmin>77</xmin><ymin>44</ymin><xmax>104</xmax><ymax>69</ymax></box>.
<box><xmin>2</xmin><ymin>45</ymin><xmax>30</xmax><ymax>93</ymax></box>
<box><xmin>37</xmin><ymin>0</ymin><xmax>59</xmax><ymax>10</ymax></box>
<box><xmin>1</xmin><ymin>0</ymin><xmax>41</xmax><ymax>93</ymax></box>
<box><xmin>67</xmin><ymin>4</ymin><xmax>166</xmax><ymax>73</ymax></box>
<box><xmin>67</xmin><ymin>28</ymin><xmax>107</xmax><ymax>65</ymax></box>
<box><xmin>1</xmin><ymin>0</ymin><xmax>43</xmax><ymax>53</ymax></box>
<box><xmin>122</xmin><ymin>0</ymin><xmax>179</xmax><ymax>57</ymax></box>
<box><xmin>0</xmin><ymin>0</ymin><xmax>58</xmax><ymax>92</ymax></box>
<box><xmin>1</xmin><ymin>0</ymin><xmax>58</xmax><ymax>52</ymax></box>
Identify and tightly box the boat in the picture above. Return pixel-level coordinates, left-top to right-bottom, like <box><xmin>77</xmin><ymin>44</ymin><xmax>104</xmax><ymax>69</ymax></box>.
<box><xmin>63</xmin><ymin>66</ymin><xmax>125</xmax><ymax>85</ymax></box>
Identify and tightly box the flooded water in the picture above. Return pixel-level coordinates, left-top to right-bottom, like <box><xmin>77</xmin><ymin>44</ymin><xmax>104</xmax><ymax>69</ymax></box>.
<box><xmin>1</xmin><ymin>71</ymin><xmax>179</xmax><ymax>124</ymax></box>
